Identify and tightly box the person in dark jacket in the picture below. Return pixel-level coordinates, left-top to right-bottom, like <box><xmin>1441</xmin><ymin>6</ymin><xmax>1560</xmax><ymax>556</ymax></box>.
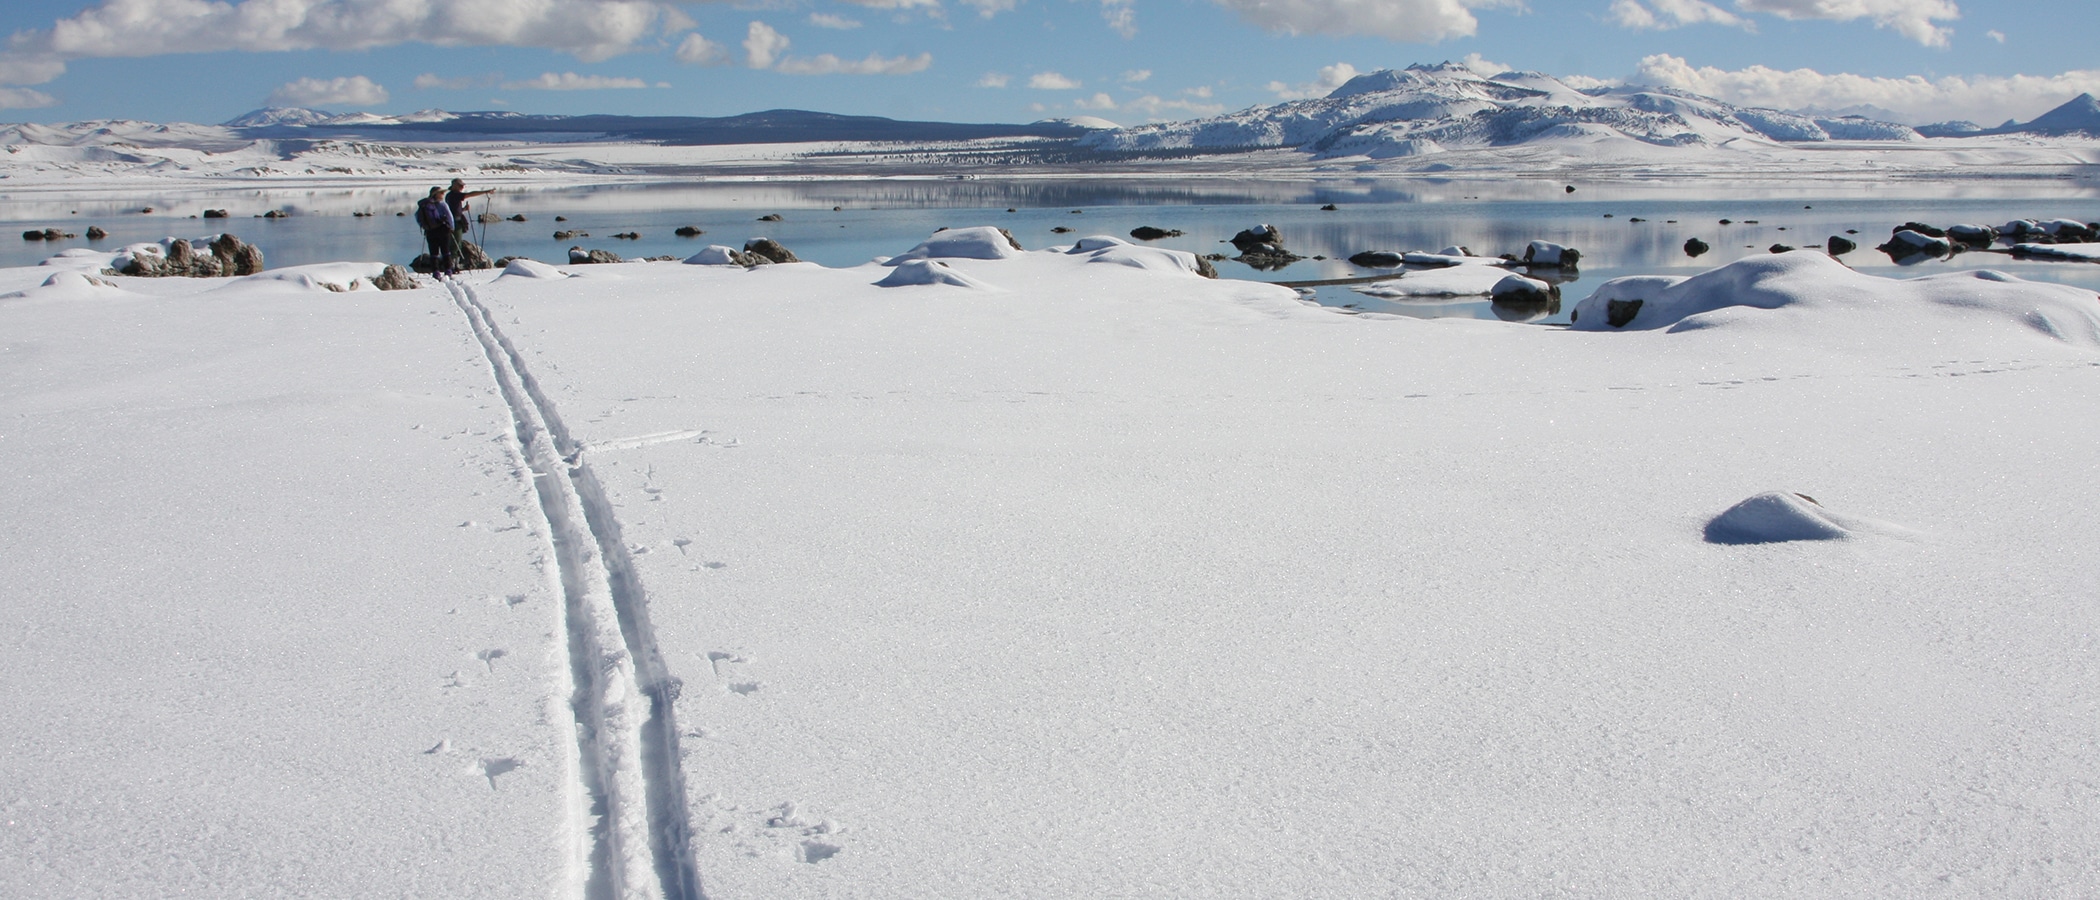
<box><xmin>415</xmin><ymin>186</ymin><xmax>456</xmax><ymax>275</ymax></box>
<box><xmin>446</xmin><ymin>178</ymin><xmax>494</xmax><ymax>265</ymax></box>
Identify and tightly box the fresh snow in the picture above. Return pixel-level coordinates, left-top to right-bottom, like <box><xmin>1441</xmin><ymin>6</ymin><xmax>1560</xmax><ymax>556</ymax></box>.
<box><xmin>5</xmin><ymin>233</ymin><xmax>2100</xmax><ymax>898</ymax></box>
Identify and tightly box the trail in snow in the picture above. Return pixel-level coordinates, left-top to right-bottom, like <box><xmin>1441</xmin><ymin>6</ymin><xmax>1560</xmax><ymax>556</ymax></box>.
<box><xmin>446</xmin><ymin>276</ymin><xmax>704</xmax><ymax>900</ymax></box>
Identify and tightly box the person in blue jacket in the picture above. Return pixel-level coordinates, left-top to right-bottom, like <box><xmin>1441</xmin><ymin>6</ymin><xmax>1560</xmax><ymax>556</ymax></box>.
<box><xmin>414</xmin><ymin>186</ymin><xmax>456</xmax><ymax>275</ymax></box>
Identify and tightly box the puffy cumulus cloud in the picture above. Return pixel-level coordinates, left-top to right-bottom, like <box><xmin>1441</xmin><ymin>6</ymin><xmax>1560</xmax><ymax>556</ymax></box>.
<box><xmin>1737</xmin><ymin>0</ymin><xmax>1959</xmax><ymax>47</ymax></box>
<box><xmin>674</xmin><ymin>33</ymin><xmax>731</xmax><ymax>66</ymax></box>
<box><xmin>1454</xmin><ymin>53</ymin><xmax>1513</xmax><ymax>77</ymax></box>
<box><xmin>1266</xmin><ymin>62</ymin><xmax>1359</xmax><ymax>100</ymax></box>
<box><xmin>0</xmin><ymin>0</ymin><xmax>689</xmax><ymax>86</ymax></box>
<box><xmin>1073</xmin><ymin>92</ymin><xmax>1117</xmax><ymax>110</ymax></box>
<box><xmin>744</xmin><ymin>21</ymin><xmax>790</xmax><ymax>69</ymax></box>
<box><xmin>976</xmin><ymin>72</ymin><xmax>1011</xmax><ymax>88</ymax></box>
<box><xmin>1634</xmin><ymin>54</ymin><xmax>2100</xmax><ymax>124</ymax></box>
<box><xmin>1029</xmin><ymin>72</ymin><xmax>1082</xmax><ymax>90</ymax></box>
<box><xmin>775</xmin><ymin>52</ymin><xmax>932</xmax><ymax>75</ymax></box>
<box><xmin>808</xmin><ymin>13</ymin><xmax>863</xmax><ymax>29</ymax></box>
<box><xmin>0</xmin><ymin>86</ymin><xmax>59</xmax><ymax>109</ymax></box>
<box><xmin>502</xmin><ymin>72</ymin><xmax>654</xmax><ymax>90</ymax></box>
<box><xmin>267</xmin><ymin>74</ymin><xmax>388</xmax><ymax>107</ymax></box>
<box><xmin>1609</xmin><ymin>0</ymin><xmax>1748</xmax><ymax>30</ymax></box>
<box><xmin>1211</xmin><ymin>0</ymin><xmax>1506</xmax><ymax>43</ymax></box>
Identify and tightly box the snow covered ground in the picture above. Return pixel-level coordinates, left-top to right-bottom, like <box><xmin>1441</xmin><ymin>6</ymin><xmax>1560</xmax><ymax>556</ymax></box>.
<box><xmin>4</xmin><ymin>231</ymin><xmax>2099</xmax><ymax>897</ymax></box>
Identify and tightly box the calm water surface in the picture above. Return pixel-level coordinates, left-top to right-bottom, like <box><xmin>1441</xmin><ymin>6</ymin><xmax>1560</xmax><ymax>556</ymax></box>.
<box><xmin>6</xmin><ymin>178</ymin><xmax>2097</xmax><ymax>324</ymax></box>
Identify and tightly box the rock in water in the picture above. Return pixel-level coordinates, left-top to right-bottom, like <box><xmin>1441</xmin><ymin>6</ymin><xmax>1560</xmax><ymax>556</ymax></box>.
<box><xmin>674</xmin><ymin>226</ymin><xmax>705</xmax><ymax>237</ymax></box>
<box><xmin>1129</xmin><ymin>226</ymin><xmax>1183</xmax><ymax>241</ymax></box>
<box><xmin>1683</xmin><ymin>238</ymin><xmax>1710</xmax><ymax>257</ymax></box>
<box><xmin>1229</xmin><ymin>224</ymin><xmax>1284</xmax><ymax>255</ymax></box>
<box><xmin>743</xmin><ymin>238</ymin><xmax>800</xmax><ymax>264</ymax></box>
<box><xmin>1827</xmin><ymin>235</ymin><xmax>1857</xmax><ymax>255</ymax></box>
<box><xmin>1349</xmin><ymin>251</ymin><xmax>1404</xmax><ymax>268</ymax></box>
<box><xmin>1489</xmin><ymin>273</ymin><xmax>1556</xmax><ymax>307</ymax></box>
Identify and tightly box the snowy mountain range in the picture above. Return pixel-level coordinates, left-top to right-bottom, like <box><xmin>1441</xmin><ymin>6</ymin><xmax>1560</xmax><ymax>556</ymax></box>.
<box><xmin>2</xmin><ymin>67</ymin><xmax>2094</xmax><ymax>184</ymax></box>
<box><xmin>1081</xmin><ymin>63</ymin><xmax>1946</xmax><ymax>158</ymax></box>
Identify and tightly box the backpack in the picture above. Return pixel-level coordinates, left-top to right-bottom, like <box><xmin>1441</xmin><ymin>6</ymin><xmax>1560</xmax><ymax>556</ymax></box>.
<box><xmin>414</xmin><ymin>198</ymin><xmax>443</xmax><ymax>230</ymax></box>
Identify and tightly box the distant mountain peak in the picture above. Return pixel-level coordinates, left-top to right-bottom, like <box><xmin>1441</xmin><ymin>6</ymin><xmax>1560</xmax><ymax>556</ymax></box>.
<box><xmin>223</xmin><ymin>107</ymin><xmax>337</xmax><ymax>127</ymax></box>
<box><xmin>2019</xmin><ymin>92</ymin><xmax>2100</xmax><ymax>135</ymax></box>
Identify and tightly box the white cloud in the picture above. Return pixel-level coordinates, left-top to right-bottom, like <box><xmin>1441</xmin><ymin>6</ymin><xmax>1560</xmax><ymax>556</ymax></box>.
<box><xmin>1102</xmin><ymin>0</ymin><xmax>1138</xmax><ymax>38</ymax></box>
<box><xmin>1633</xmin><ymin>54</ymin><xmax>2100</xmax><ymax>124</ymax></box>
<box><xmin>0</xmin><ymin>86</ymin><xmax>59</xmax><ymax>109</ymax></box>
<box><xmin>1609</xmin><ymin>0</ymin><xmax>1748</xmax><ymax>30</ymax></box>
<box><xmin>1267</xmin><ymin>62</ymin><xmax>1359</xmax><ymax>100</ymax></box>
<box><xmin>1029</xmin><ymin>72</ymin><xmax>1082</xmax><ymax>90</ymax></box>
<box><xmin>1210</xmin><ymin>0</ymin><xmax>1504</xmax><ymax>42</ymax></box>
<box><xmin>267</xmin><ymin>75</ymin><xmax>388</xmax><ymax>107</ymax></box>
<box><xmin>1734</xmin><ymin>0</ymin><xmax>1959</xmax><ymax>47</ymax></box>
<box><xmin>1986</xmin><ymin>29</ymin><xmax>2004</xmax><ymax>43</ymax></box>
<box><xmin>1125</xmin><ymin>94</ymin><xmax>1228</xmax><ymax>120</ymax></box>
<box><xmin>414</xmin><ymin>72</ymin><xmax>501</xmax><ymax>90</ymax></box>
<box><xmin>1455</xmin><ymin>53</ymin><xmax>1513</xmax><ymax>77</ymax></box>
<box><xmin>809</xmin><ymin>13</ymin><xmax>864</xmax><ymax>29</ymax></box>
<box><xmin>959</xmin><ymin>0</ymin><xmax>1019</xmax><ymax>16</ymax></box>
<box><xmin>1184</xmin><ymin>85</ymin><xmax>1212</xmax><ymax>98</ymax></box>
<box><xmin>1122</xmin><ymin>69</ymin><xmax>1152</xmax><ymax>84</ymax></box>
<box><xmin>838</xmin><ymin>0</ymin><xmax>942</xmax><ymax>8</ymax></box>
<box><xmin>502</xmin><ymin>72</ymin><xmax>653</xmax><ymax>90</ymax></box>
<box><xmin>674</xmin><ymin>33</ymin><xmax>731</xmax><ymax>66</ymax></box>
<box><xmin>0</xmin><ymin>0</ymin><xmax>690</xmax><ymax>86</ymax></box>
<box><xmin>1073</xmin><ymin>92</ymin><xmax>1117</xmax><ymax>110</ymax></box>
<box><xmin>744</xmin><ymin>21</ymin><xmax>790</xmax><ymax>69</ymax></box>
<box><xmin>976</xmin><ymin>72</ymin><xmax>1011</xmax><ymax>88</ymax></box>
<box><xmin>775</xmin><ymin>52</ymin><xmax>932</xmax><ymax>75</ymax></box>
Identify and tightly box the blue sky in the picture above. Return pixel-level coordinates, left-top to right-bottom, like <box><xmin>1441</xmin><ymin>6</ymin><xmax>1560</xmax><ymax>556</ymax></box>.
<box><xmin>2</xmin><ymin>0</ymin><xmax>2094</xmax><ymax>127</ymax></box>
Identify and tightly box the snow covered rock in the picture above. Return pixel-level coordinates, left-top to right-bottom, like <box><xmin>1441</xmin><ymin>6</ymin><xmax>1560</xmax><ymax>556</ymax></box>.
<box><xmin>684</xmin><ymin>245</ymin><xmax>757</xmax><ymax>267</ymax></box>
<box><xmin>1523</xmin><ymin>240</ymin><xmax>1579</xmax><ymax>267</ymax></box>
<box><xmin>1069</xmin><ymin>241</ymin><xmax>1216</xmax><ymax>278</ymax></box>
<box><xmin>569</xmin><ymin>246</ymin><xmax>623</xmax><ymax>265</ymax></box>
<box><xmin>1490</xmin><ymin>273</ymin><xmax>1555</xmax><ymax>305</ymax></box>
<box><xmin>883</xmin><ymin>227</ymin><xmax>1022</xmax><ymax>265</ymax></box>
<box><xmin>1878</xmin><ymin>229</ymin><xmax>1952</xmax><ymax>259</ymax></box>
<box><xmin>1571</xmin><ymin>251</ymin><xmax>2100</xmax><ymax>342</ymax></box>
<box><xmin>1229</xmin><ymin>224</ymin><xmax>1284</xmax><ymax>255</ymax></box>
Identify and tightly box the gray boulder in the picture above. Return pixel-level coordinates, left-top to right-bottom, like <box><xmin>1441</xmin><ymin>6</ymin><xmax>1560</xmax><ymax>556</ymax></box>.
<box><xmin>743</xmin><ymin>238</ymin><xmax>800</xmax><ymax>264</ymax></box>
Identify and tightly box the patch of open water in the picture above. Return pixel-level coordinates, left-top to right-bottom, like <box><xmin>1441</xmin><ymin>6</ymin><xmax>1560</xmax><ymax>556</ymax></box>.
<box><xmin>4</xmin><ymin>179</ymin><xmax>2096</xmax><ymax>324</ymax></box>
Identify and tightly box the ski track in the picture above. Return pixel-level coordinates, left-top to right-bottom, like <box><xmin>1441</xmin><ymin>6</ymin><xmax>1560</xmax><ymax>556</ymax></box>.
<box><xmin>447</xmin><ymin>277</ymin><xmax>705</xmax><ymax>900</ymax></box>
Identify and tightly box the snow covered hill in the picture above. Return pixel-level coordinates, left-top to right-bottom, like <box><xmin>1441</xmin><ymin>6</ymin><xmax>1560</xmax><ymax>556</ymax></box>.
<box><xmin>1080</xmin><ymin>62</ymin><xmax>1924</xmax><ymax>159</ymax></box>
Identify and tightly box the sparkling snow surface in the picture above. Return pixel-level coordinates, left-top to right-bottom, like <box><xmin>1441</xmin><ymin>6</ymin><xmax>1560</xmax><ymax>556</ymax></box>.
<box><xmin>4</xmin><ymin>235</ymin><xmax>2099</xmax><ymax>898</ymax></box>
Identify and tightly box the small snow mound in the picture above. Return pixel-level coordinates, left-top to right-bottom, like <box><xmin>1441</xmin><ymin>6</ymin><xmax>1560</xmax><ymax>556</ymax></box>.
<box><xmin>874</xmin><ymin>259</ymin><xmax>998</xmax><ymax>289</ymax></box>
<box><xmin>1067</xmin><ymin>236</ymin><xmax>1132</xmax><ymax>253</ymax></box>
<box><xmin>500</xmin><ymin>258</ymin><xmax>570</xmax><ymax>279</ymax></box>
<box><xmin>1071</xmin><ymin>242</ymin><xmax>1209</xmax><ymax>276</ymax></box>
<box><xmin>1705</xmin><ymin>492</ymin><xmax>1851</xmax><ymax>544</ymax></box>
<box><xmin>885</xmin><ymin>226</ymin><xmax>1025</xmax><ymax>265</ymax></box>
<box><xmin>4</xmin><ymin>270</ymin><xmax>126</xmax><ymax>302</ymax></box>
<box><xmin>683</xmin><ymin>246</ymin><xmax>745</xmax><ymax>267</ymax></box>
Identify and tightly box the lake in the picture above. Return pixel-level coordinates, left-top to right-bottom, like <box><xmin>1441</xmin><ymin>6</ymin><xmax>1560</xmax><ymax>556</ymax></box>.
<box><xmin>5</xmin><ymin>177</ymin><xmax>2097</xmax><ymax>324</ymax></box>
